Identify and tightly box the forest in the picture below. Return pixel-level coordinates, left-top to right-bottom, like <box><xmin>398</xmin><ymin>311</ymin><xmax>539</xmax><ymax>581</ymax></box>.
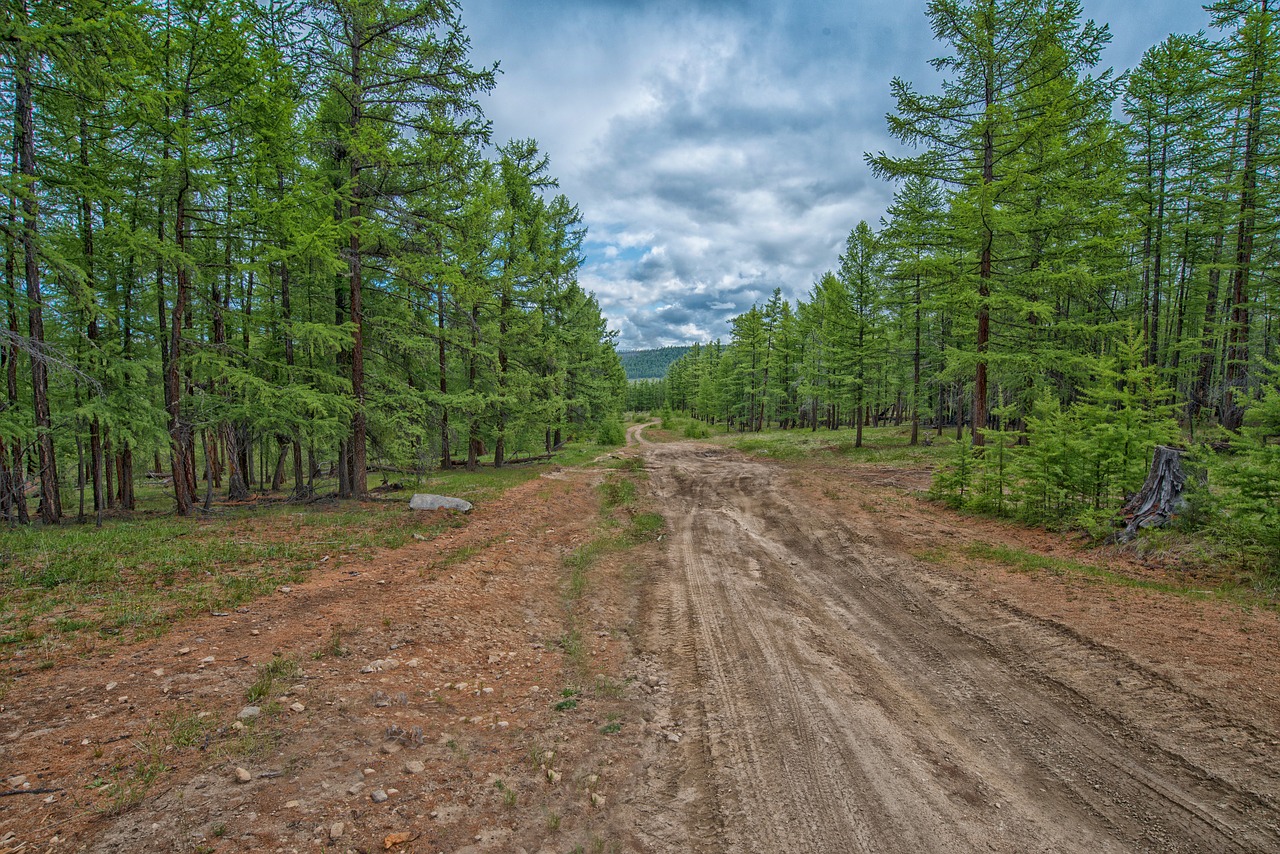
<box><xmin>618</xmin><ymin>346</ymin><xmax>691</xmax><ymax>381</ymax></box>
<box><xmin>641</xmin><ymin>1</ymin><xmax>1280</xmax><ymax>565</ymax></box>
<box><xmin>0</xmin><ymin>0</ymin><xmax>626</xmax><ymax>525</ymax></box>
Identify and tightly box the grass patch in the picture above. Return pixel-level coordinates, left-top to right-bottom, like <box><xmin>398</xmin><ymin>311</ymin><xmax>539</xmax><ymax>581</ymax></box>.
<box><xmin>599</xmin><ymin>477</ymin><xmax>637</xmax><ymax>510</ymax></box>
<box><xmin>168</xmin><ymin>711</ymin><xmax>216</xmax><ymax>749</ymax></box>
<box><xmin>628</xmin><ymin>512</ymin><xmax>665</xmax><ymax>543</ymax></box>
<box><xmin>961</xmin><ymin>542</ymin><xmax>1232</xmax><ymax>602</ymax></box>
<box><xmin>313</xmin><ymin>624</ymin><xmax>350</xmax><ymax>660</ymax></box>
<box><xmin>494</xmin><ymin>778</ymin><xmax>518</xmax><ymax>808</ymax></box>
<box><xmin>93</xmin><ymin>754</ymin><xmax>168</xmax><ymax>817</ymax></box>
<box><xmin>217</xmin><ymin>725</ymin><xmax>282</xmax><ymax>761</ymax></box>
<box><xmin>612</xmin><ymin>456</ymin><xmax>646</xmax><ymax>473</ymax></box>
<box><xmin>0</xmin><ymin>438</ymin><xmax>621</xmax><ymax>658</ymax></box>
<box><xmin>0</xmin><ymin>505</ymin><xmax>429</xmax><ymax>656</ymax></box>
<box><xmin>713</xmin><ymin>424</ymin><xmax>954</xmax><ymax>466</ymax></box>
<box><xmin>593</xmin><ymin>675</ymin><xmax>625</xmax><ymax>698</ymax></box>
<box><xmin>245</xmin><ymin>655</ymin><xmax>300</xmax><ymax>704</ymax></box>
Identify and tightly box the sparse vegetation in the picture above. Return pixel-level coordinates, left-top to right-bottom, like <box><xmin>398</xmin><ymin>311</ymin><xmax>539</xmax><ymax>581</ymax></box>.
<box><xmin>245</xmin><ymin>656</ymin><xmax>300</xmax><ymax>704</ymax></box>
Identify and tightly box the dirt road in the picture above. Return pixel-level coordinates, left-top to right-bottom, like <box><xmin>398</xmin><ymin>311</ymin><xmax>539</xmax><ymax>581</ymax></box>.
<box><xmin>634</xmin><ymin>439</ymin><xmax>1280</xmax><ymax>853</ymax></box>
<box><xmin>4</xmin><ymin>430</ymin><xmax>1279</xmax><ymax>852</ymax></box>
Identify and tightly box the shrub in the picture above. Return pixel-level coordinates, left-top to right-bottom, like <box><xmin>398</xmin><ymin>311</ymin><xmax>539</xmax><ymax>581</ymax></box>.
<box><xmin>597</xmin><ymin>418</ymin><xmax>625</xmax><ymax>446</ymax></box>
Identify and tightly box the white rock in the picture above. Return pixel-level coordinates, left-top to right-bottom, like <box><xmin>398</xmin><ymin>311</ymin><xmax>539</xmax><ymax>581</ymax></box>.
<box><xmin>329</xmin><ymin>822</ymin><xmax>345</xmax><ymax>840</ymax></box>
<box><xmin>234</xmin><ymin>767</ymin><xmax>251</xmax><ymax>783</ymax></box>
<box><xmin>408</xmin><ymin>494</ymin><xmax>472</xmax><ymax>513</ymax></box>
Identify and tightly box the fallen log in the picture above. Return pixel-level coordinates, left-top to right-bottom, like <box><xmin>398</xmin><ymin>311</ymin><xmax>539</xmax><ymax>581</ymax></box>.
<box><xmin>447</xmin><ymin>452</ymin><xmax>557</xmax><ymax>467</ymax></box>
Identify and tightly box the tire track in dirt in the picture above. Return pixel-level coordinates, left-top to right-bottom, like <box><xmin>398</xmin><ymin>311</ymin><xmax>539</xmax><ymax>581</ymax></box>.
<box><xmin>638</xmin><ymin>441</ymin><xmax>1280</xmax><ymax>853</ymax></box>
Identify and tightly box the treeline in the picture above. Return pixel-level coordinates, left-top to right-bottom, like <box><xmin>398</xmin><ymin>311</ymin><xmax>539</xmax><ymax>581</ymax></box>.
<box><xmin>619</xmin><ymin>346</ymin><xmax>692</xmax><ymax>380</ymax></box>
<box><xmin>0</xmin><ymin>0</ymin><xmax>625</xmax><ymax>524</ymax></box>
<box><xmin>660</xmin><ymin>1</ymin><xmax>1280</xmax><ymax>558</ymax></box>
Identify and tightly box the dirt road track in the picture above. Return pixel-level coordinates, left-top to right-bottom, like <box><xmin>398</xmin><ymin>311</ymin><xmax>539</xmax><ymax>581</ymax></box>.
<box><xmin>634</xmin><ymin>439</ymin><xmax>1280</xmax><ymax>853</ymax></box>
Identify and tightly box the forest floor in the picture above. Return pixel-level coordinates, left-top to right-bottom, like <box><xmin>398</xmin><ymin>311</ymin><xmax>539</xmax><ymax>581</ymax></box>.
<box><xmin>2</xmin><ymin>425</ymin><xmax>1280</xmax><ymax>852</ymax></box>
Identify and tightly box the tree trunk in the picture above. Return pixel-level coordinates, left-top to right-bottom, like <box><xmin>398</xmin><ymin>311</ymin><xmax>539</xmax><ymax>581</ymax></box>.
<box><xmin>271</xmin><ymin>438</ymin><xmax>288</xmax><ymax>492</ymax></box>
<box><xmin>17</xmin><ymin>43</ymin><xmax>60</xmax><ymax>524</ymax></box>
<box><xmin>1110</xmin><ymin>446</ymin><xmax>1189</xmax><ymax>544</ymax></box>
<box><xmin>437</xmin><ymin>264</ymin><xmax>451</xmax><ymax>470</ymax></box>
<box><xmin>4</xmin><ymin>124</ymin><xmax>28</xmax><ymax>524</ymax></box>
<box><xmin>167</xmin><ymin>166</ymin><xmax>194</xmax><ymax>517</ymax></box>
<box><xmin>223</xmin><ymin>424</ymin><xmax>249</xmax><ymax>501</ymax></box>
<box><xmin>911</xmin><ymin>286</ymin><xmax>921</xmax><ymax>447</ymax></box>
<box><xmin>347</xmin><ymin>38</ymin><xmax>368</xmax><ymax>498</ymax></box>
<box><xmin>1223</xmin><ymin>11</ymin><xmax>1266</xmax><ymax>430</ymax></box>
<box><xmin>103</xmin><ymin>426</ymin><xmax>114</xmax><ymax>511</ymax></box>
<box><xmin>969</xmin><ymin>50</ymin><xmax>996</xmax><ymax>450</ymax></box>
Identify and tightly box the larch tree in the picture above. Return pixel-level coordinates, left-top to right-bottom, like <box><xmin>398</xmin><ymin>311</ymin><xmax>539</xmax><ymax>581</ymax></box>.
<box><xmin>308</xmin><ymin>0</ymin><xmax>495</xmax><ymax>496</ymax></box>
<box><xmin>881</xmin><ymin>176</ymin><xmax>947</xmax><ymax>445</ymax></box>
<box><xmin>1207</xmin><ymin>0</ymin><xmax>1280</xmax><ymax>430</ymax></box>
<box><xmin>868</xmin><ymin>0</ymin><xmax>1115</xmax><ymax>446</ymax></box>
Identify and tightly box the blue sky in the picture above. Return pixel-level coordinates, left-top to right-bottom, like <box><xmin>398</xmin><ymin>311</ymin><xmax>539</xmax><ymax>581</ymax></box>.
<box><xmin>463</xmin><ymin>1</ymin><xmax>1214</xmax><ymax>350</ymax></box>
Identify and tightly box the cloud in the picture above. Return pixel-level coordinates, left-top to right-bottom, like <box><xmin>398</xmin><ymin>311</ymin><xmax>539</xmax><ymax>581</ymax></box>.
<box><xmin>465</xmin><ymin>0</ymin><xmax>1216</xmax><ymax>350</ymax></box>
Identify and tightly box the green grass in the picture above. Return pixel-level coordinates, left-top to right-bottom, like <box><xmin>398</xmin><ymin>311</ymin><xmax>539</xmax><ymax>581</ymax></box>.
<box><xmin>0</xmin><ymin>504</ymin><xmax>435</xmax><ymax>656</ymax></box>
<box><xmin>599</xmin><ymin>477</ymin><xmax>637</xmax><ymax>510</ymax></box>
<box><xmin>714</xmin><ymin>424</ymin><xmax>955</xmax><ymax>466</ymax></box>
<box><xmin>245</xmin><ymin>655</ymin><xmax>300</xmax><ymax>704</ymax></box>
<box><xmin>628</xmin><ymin>512</ymin><xmax>665</xmax><ymax>543</ymax></box>
<box><xmin>611</xmin><ymin>455</ymin><xmax>646</xmax><ymax>473</ymax></box>
<box><xmin>557</xmin><ymin>469</ymin><xmax>665</xmax><ymax>679</ymax></box>
<box><xmin>952</xmin><ymin>541</ymin><xmax>1249</xmax><ymax>604</ymax></box>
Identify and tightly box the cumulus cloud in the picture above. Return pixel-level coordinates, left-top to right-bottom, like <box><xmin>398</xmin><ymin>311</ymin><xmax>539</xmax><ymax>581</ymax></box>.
<box><xmin>465</xmin><ymin>0</ymin><xmax>1213</xmax><ymax>350</ymax></box>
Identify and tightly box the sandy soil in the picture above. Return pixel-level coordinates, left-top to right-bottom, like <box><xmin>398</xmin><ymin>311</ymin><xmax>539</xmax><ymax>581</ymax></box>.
<box><xmin>634</xmin><ymin>437</ymin><xmax>1280</xmax><ymax>853</ymax></box>
<box><xmin>2</xmin><ymin>428</ymin><xmax>1279</xmax><ymax>853</ymax></box>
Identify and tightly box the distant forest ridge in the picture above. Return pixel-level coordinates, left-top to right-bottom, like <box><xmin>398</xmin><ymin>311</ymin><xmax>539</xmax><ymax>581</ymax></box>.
<box><xmin>620</xmin><ymin>347</ymin><xmax>693</xmax><ymax>380</ymax></box>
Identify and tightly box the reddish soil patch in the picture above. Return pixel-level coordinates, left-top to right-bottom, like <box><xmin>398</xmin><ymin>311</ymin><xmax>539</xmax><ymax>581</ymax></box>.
<box><xmin>1</xmin><ymin>459</ymin><xmax>664</xmax><ymax>853</ymax></box>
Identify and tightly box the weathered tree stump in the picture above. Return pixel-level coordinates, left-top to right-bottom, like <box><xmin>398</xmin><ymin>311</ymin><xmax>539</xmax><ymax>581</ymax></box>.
<box><xmin>1110</xmin><ymin>445</ymin><xmax>1187</xmax><ymax>544</ymax></box>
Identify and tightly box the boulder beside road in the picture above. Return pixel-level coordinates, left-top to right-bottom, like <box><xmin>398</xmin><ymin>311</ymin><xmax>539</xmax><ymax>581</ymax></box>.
<box><xmin>409</xmin><ymin>494</ymin><xmax>473</xmax><ymax>513</ymax></box>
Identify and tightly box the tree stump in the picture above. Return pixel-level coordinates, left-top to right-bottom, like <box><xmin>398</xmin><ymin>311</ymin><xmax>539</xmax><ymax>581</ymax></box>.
<box><xmin>1110</xmin><ymin>445</ymin><xmax>1187</xmax><ymax>544</ymax></box>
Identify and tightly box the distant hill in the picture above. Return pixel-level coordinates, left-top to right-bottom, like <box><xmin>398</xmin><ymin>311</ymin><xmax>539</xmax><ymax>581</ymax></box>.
<box><xmin>619</xmin><ymin>346</ymin><xmax>691</xmax><ymax>380</ymax></box>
